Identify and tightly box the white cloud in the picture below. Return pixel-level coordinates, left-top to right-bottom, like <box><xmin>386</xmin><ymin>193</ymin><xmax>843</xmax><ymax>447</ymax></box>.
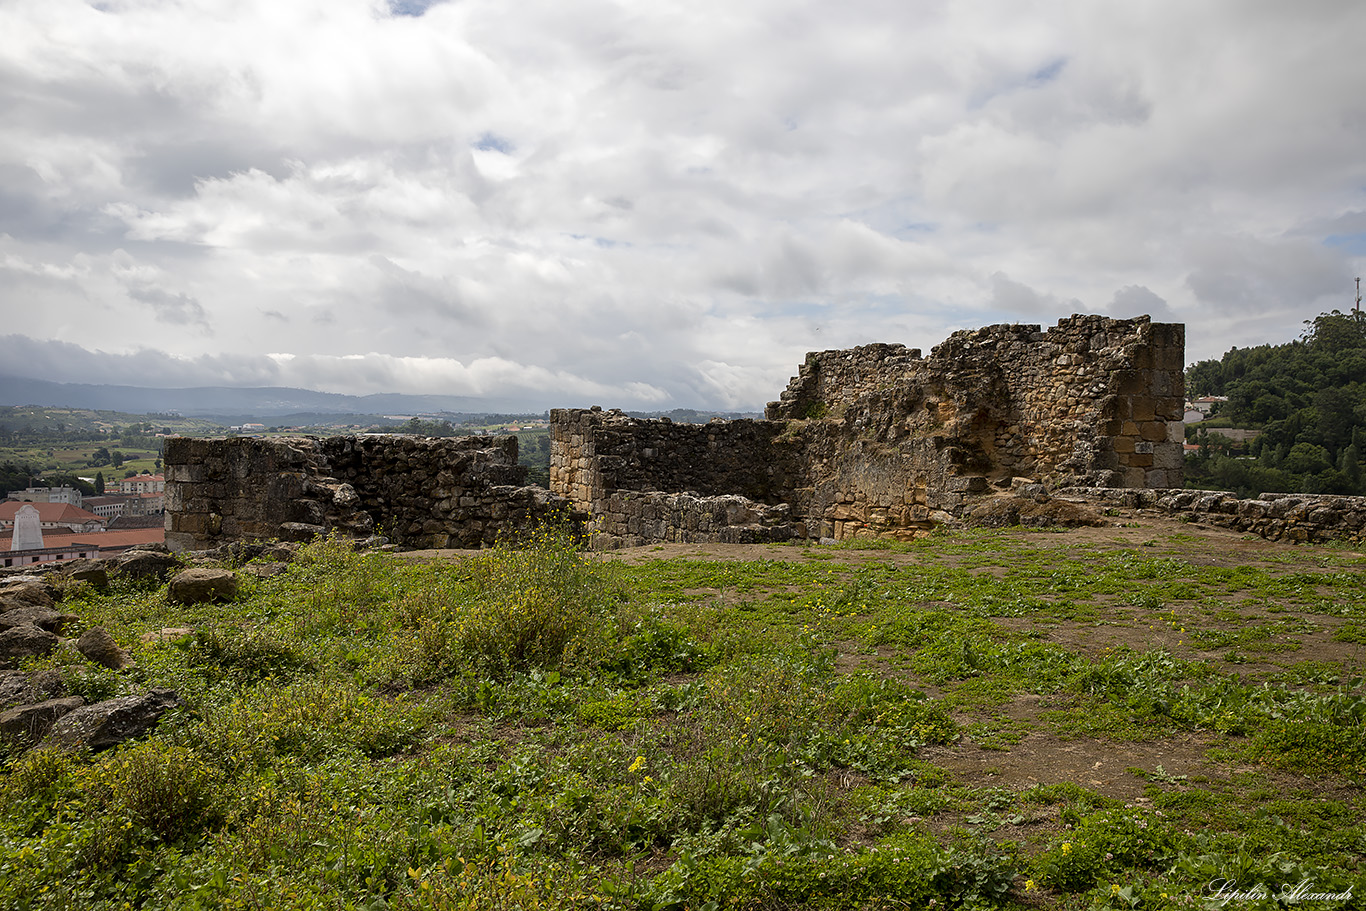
<box><xmin>2</xmin><ymin>0</ymin><xmax>1365</xmax><ymax>407</ymax></box>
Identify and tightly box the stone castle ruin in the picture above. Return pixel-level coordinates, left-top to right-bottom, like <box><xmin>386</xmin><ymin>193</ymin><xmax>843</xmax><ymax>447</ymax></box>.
<box><xmin>165</xmin><ymin>314</ymin><xmax>1194</xmax><ymax>551</ymax></box>
<box><xmin>550</xmin><ymin>314</ymin><xmax>1185</xmax><ymax>546</ymax></box>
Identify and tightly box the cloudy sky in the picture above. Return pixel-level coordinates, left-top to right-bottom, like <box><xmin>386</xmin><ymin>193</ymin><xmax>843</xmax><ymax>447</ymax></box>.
<box><xmin>2</xmin><ymin>0</ymin><xmax>1364</xmax><ymax>411</ymax></box>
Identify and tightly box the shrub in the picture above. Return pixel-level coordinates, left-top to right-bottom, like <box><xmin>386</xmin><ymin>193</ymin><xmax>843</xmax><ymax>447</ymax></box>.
<box><xmin>456</xmin><ymin>518</ymin><xmax>620</xmax><ymax>677</ymax></box>
<box><xmin>96</xmin><ymin>742</ymin><xmax>226</xmax><ymax>844</ymax></box>
<box><xmin>186</xmin><ymin>625</ymin><xmax>313</xmax><ymax>685</ymax></box>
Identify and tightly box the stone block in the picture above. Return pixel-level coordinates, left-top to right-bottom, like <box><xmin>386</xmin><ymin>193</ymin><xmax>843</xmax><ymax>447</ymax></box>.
<box><xmin>1130</xmin><ymin>397</ymin><xmax>1156</xmax><ymax>422</ymax></box>
<box><xmin>1140</xmin><ymin>422</ymin><xmax>1168</xmax><ymax>442</ymax></box>
<box><xmin>1154</xmin><ymin>445</ymin><xmax>1184</xmax><ymax>471</ymax></box>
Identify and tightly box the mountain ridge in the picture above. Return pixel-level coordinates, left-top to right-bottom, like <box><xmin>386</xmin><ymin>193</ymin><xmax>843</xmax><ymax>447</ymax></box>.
<box><xmin>0</xmin><ymin>376</ymin><xmax>542</xmax><ymax>417</ymax></box>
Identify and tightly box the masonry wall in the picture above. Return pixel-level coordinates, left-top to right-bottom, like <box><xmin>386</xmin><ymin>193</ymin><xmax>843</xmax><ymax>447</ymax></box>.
<box><xmin>1062</xmin><ymin>487</ymin><xmax>1366</xmax><ymax>544</ymax></box>
<box><xmin>548</xmin><ymin>408</ymin><xmax>803</xmax><ymax>547</ymax></box>
<box><xmin>165</xmin><ymin>315</ymin><xmax>1187</xmax><ymax>551</ymax></box>
<box><xmin>165</xmin><ymin>435</ymin><xmax>573</xmax><ymax>552</ymax></box>
<box><xmin>767</xmin><ymin>315</ymin><xmax>1185</xmax><ymax>489</ymax></box>
<box><xmin>552</xmin><ymin>315</ymin><xmax>1186</xmax><ymax>545</ymax></box>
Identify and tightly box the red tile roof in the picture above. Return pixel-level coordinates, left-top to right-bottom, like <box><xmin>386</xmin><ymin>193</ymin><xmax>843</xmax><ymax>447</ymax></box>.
<box><xmin>0</xmin><ymin>502</ymin><xmax>105</xmax><ymax>525</ymax></box>
<box><xmin>1</xmin><ymin>526</ymin><xmax>164</xmax><ymax>553</ymax></box>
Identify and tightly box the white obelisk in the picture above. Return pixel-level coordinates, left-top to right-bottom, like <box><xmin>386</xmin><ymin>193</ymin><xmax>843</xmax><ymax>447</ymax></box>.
<box><xmin>12</xmin><ymin>504</ymin><xmax>44</xmax><ymax>550</ymax></box>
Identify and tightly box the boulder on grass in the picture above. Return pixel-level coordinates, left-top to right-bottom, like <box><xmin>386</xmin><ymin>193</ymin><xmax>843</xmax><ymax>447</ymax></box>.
<box><xmin>0</xmin><ymin>696</ymin><xmax>86</xmax><ymax>748</ymax></box>
<box><xmin>0</xmin><ymin>671</ymin><xmax>29</xmax><ymax>711</ymax></box>
<box><xmin>243</xmin><ymin>562</ymin><xmax>288</xmax><ymax>580</ymax></box>
<box><xmin>76</xmin><ymin>626</ymin><xmax>130</xmax><ymax>670</ymax></box>
<box><xmin>169</xmin><ymin>568</ymin><xmax>239</xmax><ymax>605</ymax></box>
<box><xmin>0</xmin><ymin>604</ymin><xmax>78</xmax><ymax>635</ymax></box>
<box><xmin>41</xmin><ymin>689</ymin><xmax>184</xmax><ymax>752</ymax></box>
<box><xmin>0</xmin><ymin>670</ymin><xmax>68</xmax><ymax>712</ymax></box>
<box><xmin>61</xmin><ymin>558</ymin><xmax>110</xmax><ymax>590</ymax></box>
<box><xmin>0</xmin><ymin>577</ymin><xmax>57</xmax><ymax>608</ymax></box>
<box><xmin>0</xmin><ymin>626</ymin><xmax>58</xmax><ymax>668</ymax></box>
<box><xmin>112</xmin><ymin>549</ymin><xmax>179</xmax><ymax>583</ymax></box>
<box><xmin>28</xmin><ymin>669</ymin><xmax>67</xmax><ymax>702</ymax></box>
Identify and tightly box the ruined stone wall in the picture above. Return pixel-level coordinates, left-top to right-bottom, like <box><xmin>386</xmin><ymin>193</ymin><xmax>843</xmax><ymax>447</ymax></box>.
<box><xmin>165</xmin><ymin>435</ymin><xmax>572</xmax><ymax>552</ymax></box>
<box><xmin>767</xmin><ymin>315</ymin><xmax>1185</xmax><ymax>489</ymax></box>
<box><xmin>553</xmin><ymin>315</ymin><xmax>1185</xmax><ymax>546</ymax></box>
<box><xmin>167</xmin><ymin>315</ymin><xmax>1187</xmax><ymax>551</ymax></box>
<box><xmin>548</xmin><ymin>408</ymin><xmax>803</xmax><ymax>546</ymax></box>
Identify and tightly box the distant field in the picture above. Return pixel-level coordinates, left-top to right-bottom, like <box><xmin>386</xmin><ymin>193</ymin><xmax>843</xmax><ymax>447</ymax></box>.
<box><xmin>0</xmin><ymin>444</ymin><xmax>161</xmax><ymax>477</ymax></box>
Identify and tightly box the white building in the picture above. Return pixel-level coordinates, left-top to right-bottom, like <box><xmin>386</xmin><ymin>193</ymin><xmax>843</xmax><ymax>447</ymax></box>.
<box><xmin>119</xmin><ymin>474</ymin><xmax>165</xmax><ymax>495</ymax></box>
<box><xmin>5</xmin><ymin>486</ymin><xmax>84</xmax><ymax>507</ymax></box>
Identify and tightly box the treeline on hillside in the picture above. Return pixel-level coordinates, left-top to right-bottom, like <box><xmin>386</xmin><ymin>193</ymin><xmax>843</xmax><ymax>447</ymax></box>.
<box><xmin>1185</xmin><ymin>311</ymin><xmax>1366</xmax><ymax>497</ymax></box>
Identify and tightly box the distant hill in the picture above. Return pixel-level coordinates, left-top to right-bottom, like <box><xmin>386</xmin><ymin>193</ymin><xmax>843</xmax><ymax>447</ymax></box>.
<box><xmin>0</xmin><ymin>377</ymin><xmax>540</xmax><ymax>418</ymax></box>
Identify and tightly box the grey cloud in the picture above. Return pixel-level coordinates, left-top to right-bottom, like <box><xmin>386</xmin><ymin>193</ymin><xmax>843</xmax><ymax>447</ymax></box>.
<box><xmin>128</xmin><ymin>140</ymin><xmax>292</xmax><ymax>198</ymax></box>
<box><xmin>367</xmin><ymin>255</ymin><xmax>487</xmax><ymax>326</ymax></box>
<box><xmin>128</xmin><ymin>286</ymin><xmax>211</xmax><ymax>329</ymax></box>
<box><xmin>1108</xmin><ymin>285</ymin><xmax>1173</xmax><ymax>321</ymax></box>
<box><xmin>1184</xmin><ymin>237</ymin><xmax>1350</xmax><ymax>315</ymax></box>
<box><xmin>2</xmin><ymin>1</ymin><xmax>1365</xmax><ymax>409</ymax></box>
<box><xmin>0</xmin><ymin>334</ymin><xmax>281</xmax><ymax>388</ymax></box>
<box><xmin>990</xmin><ymin>272</ymin><xmax>1079</xmax><ymax>316</ymax></box>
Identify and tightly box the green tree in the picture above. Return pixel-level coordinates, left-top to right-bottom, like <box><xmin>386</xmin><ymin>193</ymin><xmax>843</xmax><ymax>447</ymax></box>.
<box><xmin>1283</xmin><ymin>443</ymin><xmax>1331</xmax><ymax>475</ymax></box>
<box><xmin>1302</xmin><ymin>309</ymin><xmax>1366</xmax><ymax>353</ymax></box>
<box><xmin>95</xmin><ymin>471</ymin><xmax>105</xmax><ymax>495</ymax></box>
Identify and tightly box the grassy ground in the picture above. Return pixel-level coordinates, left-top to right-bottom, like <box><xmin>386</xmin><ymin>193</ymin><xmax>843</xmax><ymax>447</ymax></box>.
<box><xmin>2</xmin><ymin>518</ymin><xmax>1363</xmax><ymax>910</ymax></box>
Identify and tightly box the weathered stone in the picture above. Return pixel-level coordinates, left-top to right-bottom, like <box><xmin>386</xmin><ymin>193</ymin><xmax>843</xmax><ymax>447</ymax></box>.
<box><xmin>243</xmin><ymin>561</ymin><xmax>289</xmax><ymax>579</ymax></box>
<box><xmin>278</xmin><ymin>522</ymin><xmax>327</xmax><ymax>542</ymax></box>
<box><xmin>168</xmin><ymin>568</ymin><xmax>239</xmax><ymax>605</ymax></box>
<box><xmin>0</xmin><ymin>604</ymin><xmax>78</xmax><ymax>635</ymax></box>
<box><xmin>76</xmin><ymin>626</ymin><xmax>130</xmax><ymax>670</ymax></box>
<box><xmin>113</xmin><ymin>549</ymin><xmax>180</xmax><ymax>583</ymax></box>
<box><xmin>0</xmin><ymin>578</ymin><xmax>57</xmax><ymax>608</ymax></box>
<box><xmin>1</xmin><ymin>696</ymin><xmax>86</xmax><ymax>747</ymax></box>
<box><xmin>41</xmin><ymin>689</ymin><xmax>185</xmax><ymax>752</ymax></box>
<box><xmin>28</xmin><ymin>669</ymin><xmax>67</xmax><ymax>702</ymax></box>
<box><xmin>61</xmin><ymin>558</ymin><xmax>110</xmax><ymax>590</ymax></box>
<box><xmin>0</xmin><ymin>671</ymin><xmax>30</xmax><ymax>711</ymax></box>
<box><xmin>0</xmin><ymin>626</ymin><xmax>59</xmax><ymax>667</ymax></box>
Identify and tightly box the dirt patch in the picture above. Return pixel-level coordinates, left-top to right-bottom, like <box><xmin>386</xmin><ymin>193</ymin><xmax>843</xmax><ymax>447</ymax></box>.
<box><xmin>922</xmin><ymin>728</ymin><xmax>1216</xmax><ymax>801</ymax></box>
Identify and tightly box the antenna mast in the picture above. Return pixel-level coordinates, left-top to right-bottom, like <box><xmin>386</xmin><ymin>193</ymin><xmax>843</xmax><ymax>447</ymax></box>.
<box><xmin>1357</xmin><ymin>277</ymin><xmax>1362</xmax><ymax>315</ymax></box>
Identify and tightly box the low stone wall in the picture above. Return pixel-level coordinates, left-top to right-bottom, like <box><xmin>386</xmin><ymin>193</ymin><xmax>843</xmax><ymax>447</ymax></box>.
<box><xmin>1064</xmin><ymin>488</ymin><xmax>1366</xmax><ymax>544</ymax></box>
<box><xmin>165</xmin><ymin>435</ymin><xmax>574</xmax><ymax>552</ymax></box>
<box><xmin>591</xmin><ymin>490</ymin><xmax>795</xmax><ymax>549</ymax></box>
